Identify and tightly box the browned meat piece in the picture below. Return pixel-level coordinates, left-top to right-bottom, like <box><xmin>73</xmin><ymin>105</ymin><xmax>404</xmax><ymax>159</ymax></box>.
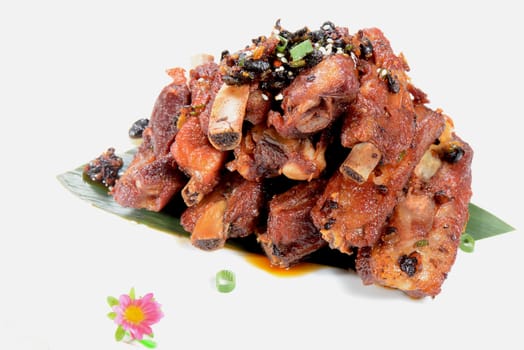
<box><xmin>268</xmin><ymin>54</ymin><xmax>359</xmax><ymax>138</ymax></box>
<box><xmin>311</xmin><ymin>105</ymin><xmax>445</xmax><ymax>252</ymax></box>
<box><xmin>149</xmin><ymin>68</ymin><xmax>192</xmax><ymax>157</ymax></box>
<box><xmin>188</xmin><ymin>61</ymin><xmax>223</xmax><ymax>135</ymax></box>
<box><xmin>171</xmin><ymin>115</ymin><xmax>227</xmax><ymax>206</ymax></box>
<box><xmin>356</xmin><ymin>130</ymin><xmax>473</xmax><ymax>298</ymax></box>
<box><xmin>111</xmin><ymin>130</ymin><xmax>186</xmax><ymax>211</ymax></box>
<box><xmin>245</xmin><ymin>83</ymin><xmax>271</xmax><ymax>125</ymax></box>
<box><xmin>223</xmin><ymin>176</ymin><xmax>265</xmax><ymax>238</ymax></box>
<box><xmin>257</xmin><ymin>179</ymin><xmax>327</xmax><ymax>268</ymax></box>
<box><xmin>112</xmin><ymin>69</ymin><xmax>190</xmax><ymax>211</ymax></box>
<box><xmin>227</xmin><ymin>124</ymin><xmax>329</xmax><ymax>182</ymax></box>
<box><xmin>341</xmin><ymin>28</ymin><xmax>415</xmax><ymax>167</ymax></box>
<box><xmin>180</xmin><ymin>173</ymin><xmax>264</xmax><ymax>250</ymax></box>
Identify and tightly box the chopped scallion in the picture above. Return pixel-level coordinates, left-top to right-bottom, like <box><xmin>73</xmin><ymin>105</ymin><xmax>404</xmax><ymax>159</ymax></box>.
<box><xmin>289</xmin><ymin>39</ymin><xmax>314</xmax><ymax>61</ymax></box>
<box><xmin>216</xmin><ymin>269</ymin><xmax>236</xmax><ymax>293</ymax></box>
<box><xmin>276</xmin><ymin>35</ymin><xmax>288</xmax><ymax>52</ymax></box>
<box><xmin>414</xmin><ymin>239</ymin><xmax>429</xmax><ymax>248</ymax></box>
<box><xmin>460</xmin><ymin>233</ymin><xmax>475</xmax><ymax>253</ymax></box>
<box><xmin>288</xmin><ymin>59</ymin><xmax>306</xmax><ymax>68</ymax></box>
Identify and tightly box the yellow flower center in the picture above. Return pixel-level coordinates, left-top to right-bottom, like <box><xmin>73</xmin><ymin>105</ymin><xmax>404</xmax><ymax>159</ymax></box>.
<box><xmin>124</xmin><ymin>305</ymin><xmax>145</xmax><ymax>325</ymax></box>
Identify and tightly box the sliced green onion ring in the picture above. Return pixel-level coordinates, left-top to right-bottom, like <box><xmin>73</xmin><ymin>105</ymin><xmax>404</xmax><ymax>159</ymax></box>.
<box><xmin>460</xmin><ymin>233</ymin><xmax>475</xmax><ymax>253</ymax></box>
<box><xmin>216</xmin><ymin>270</ymin><xmax>236</xmax><ymax>293</ymax></box>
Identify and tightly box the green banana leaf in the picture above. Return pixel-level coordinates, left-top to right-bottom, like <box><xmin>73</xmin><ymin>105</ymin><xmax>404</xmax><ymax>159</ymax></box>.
<box><xmin>57</xmin><ymin>149</ymin><xmax>515</xmax><ymax>266</ymax></box>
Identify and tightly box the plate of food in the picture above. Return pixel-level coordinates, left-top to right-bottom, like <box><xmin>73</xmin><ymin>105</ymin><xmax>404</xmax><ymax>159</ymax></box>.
<box><xmin>55</xmin><ymin>15</ymin><xmax>518</xmax><ymax>348</ymax></box>
<box><xmin>4</xmin><ymin>2</ymin><xmax>521</xmax><ymax>350</ymax></box>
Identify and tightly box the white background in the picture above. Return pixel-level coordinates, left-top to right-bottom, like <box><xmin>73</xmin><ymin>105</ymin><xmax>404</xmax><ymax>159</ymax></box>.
<box><xmin>1</xmin><ymin>1</ymin><xmax>523</xmax><ymax>349</ymax></box>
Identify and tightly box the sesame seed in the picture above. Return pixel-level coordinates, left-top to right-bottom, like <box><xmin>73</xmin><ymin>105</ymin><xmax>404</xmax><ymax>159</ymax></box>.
<box><xmin>275</xmin><ymin>93</ymin><xmax>284</xmax><ymax>101</ymax></box>
<box><xmin>261</xmin><ymin>93</ymin><xmax>269</xmax><ymax>101</ymax></box>
<box><xmin>280</xmin><ymin>57</ymin><xmax>288</xmax><ymax>64</ymax></box>
<box><xmin>377</xmin><ymin>68</ymin><xmax>388</xmax><ymax>78</ymax></box>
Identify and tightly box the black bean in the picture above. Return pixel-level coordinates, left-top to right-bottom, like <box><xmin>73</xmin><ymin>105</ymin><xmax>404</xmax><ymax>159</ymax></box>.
<box><xmin>324</xmin><ymin>217</ymin><xmax>336</xmax><ymax>230</ymax></box>
<box><xmin>309</xmin><ymin>29</ymin><xmax>326</xmax><ymax>43</ymax></box>
<box><xmin>128</xmin><ymin>118</ymin><xmax>149</xmax><ymax>138</ymax></box>
<box><xmin>386</xmin><ymin>73</ymin><xmax>400</xmax><ymax>93</ymax></box>
<box><xmin>359</xmin><ymin>38</ymin><xmax>373</xmax><ymax>59</ymax></box>
<box><xmin>305</xmin><ymin>49</ymin><xmax>323</xmax><ymax>68</ymax></box>
<box><xmin>243</xmin><ymin>59</ymin><xmax>271</xmax><ymax>73</ymax></box>
<box><xmin>399</xmin><ymin>254</ymin><xmax>418</xmax><ymax>277</ymax></box>
<box><xmin>321</xmin><ymin>21</ymin><xmax>336</xmax><ymax>32</ymax></box>
<box><xmin>442</xmin><ymin>144</ymin><xmax>465</xmax><ymax>163</ymax></box>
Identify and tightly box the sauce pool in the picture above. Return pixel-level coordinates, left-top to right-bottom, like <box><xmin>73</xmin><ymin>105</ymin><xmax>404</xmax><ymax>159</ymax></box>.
<box><xmin>244</xmin><ymin>253</ymin><xmax>324</xmax><ymax>277</ymax></box>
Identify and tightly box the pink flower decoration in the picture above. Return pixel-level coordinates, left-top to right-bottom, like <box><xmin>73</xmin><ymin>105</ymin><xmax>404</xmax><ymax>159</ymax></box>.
<box><xmin>113</xmin><ymin>292</ymin><xmax>164</xmax><ymax>340</ymax></box>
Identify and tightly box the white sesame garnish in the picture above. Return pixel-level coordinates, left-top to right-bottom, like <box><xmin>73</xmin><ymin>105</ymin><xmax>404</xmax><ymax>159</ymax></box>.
<box><xmin>377</xmin><ymin>68</ymin><xmax>388</xmax><ymax>78</ymax></box>
<box><xmin>275</xmin><ymin>66</ymin><xmax>285</xmax><ymax>72</ymax></box>
<box><xmin>325</xmin><ymin>44</ymin><xmax>333</xmax><ymax>55</ymax></box>
<box><xmin>326</xmin><ymin>38</ymin><xmax>334</xmax><ymax>44</ymax></box>
<box><xmin>275</xmin><ymin>93</ymin><xmax>284</xmax><ymax>101</ymax></box>
<box><xmin>261</xmin><ymin>94</ymin><xmax>269</xmax><ymax>101</ymax></box>
<box><xmin>280</xmin><ymin>56</ymin><xmax>288</xmax><ymax>64</ymax></box>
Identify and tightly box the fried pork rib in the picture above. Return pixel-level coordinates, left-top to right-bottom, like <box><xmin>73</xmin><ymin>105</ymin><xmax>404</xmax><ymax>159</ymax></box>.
<box><xmin>180</xmin><ymin>173</ymin><xmax>264</xmax><ymax>250</ymax></box>
<box><xmin>171</xmin><ymin>62</ymin><xmax>227</xmax><ymax>206</ymax></box>
<box><xmin>258</xmin><ymin>179</ymin><xmax>327</xmax><ymax>268</ymax></box>
<box><xmin>311</xmin><ymin>105</ymin><xmax>445</xmax><ymax>252</ymax></box>
<box><xmin>171</xmin><ymin>115</ymin><xmax>227</xmax><ymax>206</ymax></box>
<box><xmin>340</xmin><ymin>28</ymin><xmax>415</xmax><ymax>181</ymax></box>
<box><xmin>111</xmin><ymin>68</ymin><xmax>190</xmax><ymax>211</ymax></box>
<box><xmin>268</xmin><ymin>54</ymin><xmax>359</xmax><ymax>138</ymax></box>
<box><xmin>356</xmin><ymin>131</ymin><xmax>473</xmax><ymax>298</ymax></box>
